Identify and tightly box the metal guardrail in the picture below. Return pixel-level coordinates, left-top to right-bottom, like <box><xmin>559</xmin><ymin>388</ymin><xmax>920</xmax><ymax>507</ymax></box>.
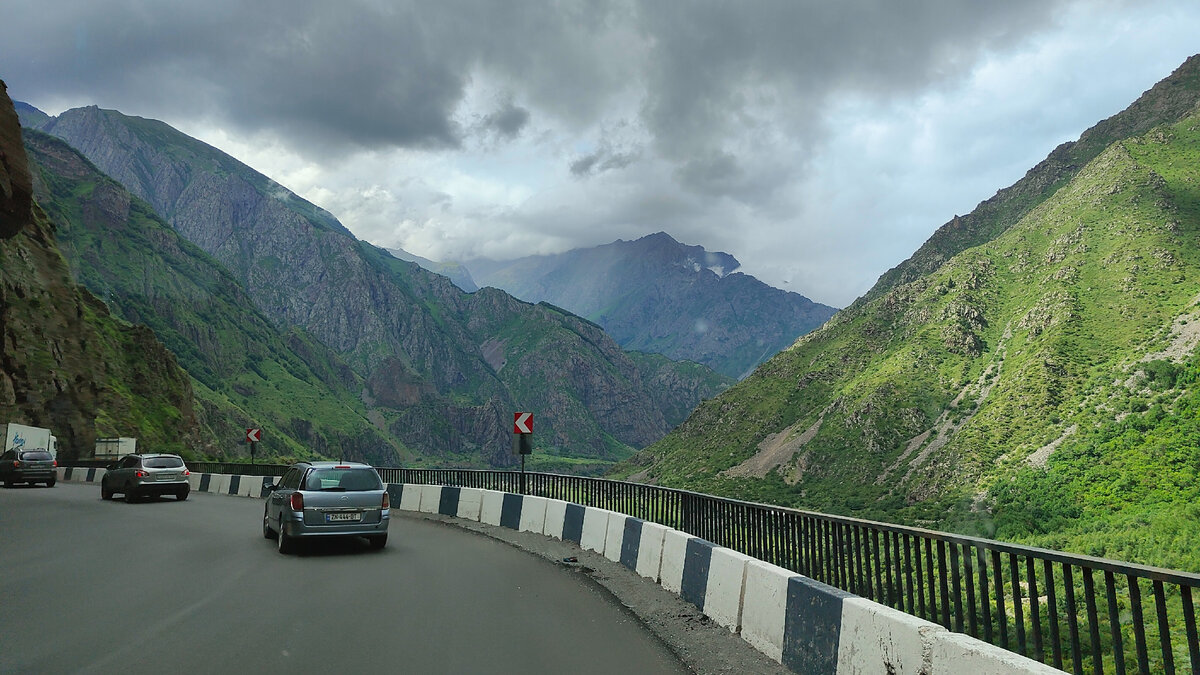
<box><xmin>65</xmin><ymin>462</ymin><xmax>1200</xmax><ymax>674</ymax></box>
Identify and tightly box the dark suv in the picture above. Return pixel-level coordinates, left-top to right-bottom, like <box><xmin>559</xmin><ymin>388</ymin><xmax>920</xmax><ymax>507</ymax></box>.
<box><xmin>0</xmin><ymin>449</ymin><xmax>57</xmax><ymax>487</ymax></box>
<box><xmin>263</xmin><ymin>461</ymin><xmax>390</xmax><ymax>554</ymax></box>
<box><xmin>101</xmin><ymin>454</ymin><xmax>191</xmax><ymax>502</ymax></box>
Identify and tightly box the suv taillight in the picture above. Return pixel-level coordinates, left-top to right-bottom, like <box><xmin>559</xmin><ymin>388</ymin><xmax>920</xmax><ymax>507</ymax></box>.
<box><xmin>289</xmin><ymin>492</ymin><xmax>304</xmax><ymax>511</ymax></box>
<box><xmin>135</xmin><ymin>470</ymin><xmax>147</xmax><ymax>477</ymax></box>
<box><xmin>52</xmin><ymin>460</ymin><xmax>58</xmax><ymax>467</ymax></box>
<box><xmin>382</xmin><ymin>492</ymin><xmax>390</xmax><ymax>509</ymax></box>
<box><xmin>10</xmin><ymin>461</ymin><xmax>17</xmax><ymax>468</ymax></box>
<box><xmin>183</xmin><ymin>470</ymin><xmax>190</xmax><ymax>476</ymax></box>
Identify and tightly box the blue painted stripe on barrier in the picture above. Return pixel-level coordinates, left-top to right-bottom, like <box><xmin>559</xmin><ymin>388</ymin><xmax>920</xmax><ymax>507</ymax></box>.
<box><xmin>681</xmin><ymin>538</ymin><xmax>715</xmax><ymax>610</ymax></box>
<box><xmin>387</xmin><ymin>483</ymin><xmax>403</xmax><ymax>506</ymax></box>
<box><xmin>228</xmin><ymin>474</ymin><xmax>241</xmax><ymax>495</ymax></box>
<box><xmin>500</xmin><ymin>493</ymin><xmax>523</xmax><ymax>529</ymax></box>
<box><xmin>620</xmin><ymin>518</ymin><xmax>644</xmax><ymax>570</ymax></box>
<box><xmin>86</xmin><ymin>468</ymin><xmax>97</xmax><ymax>481</ymax></box>
<box><xmin>439</xmin><ymin>487</ymin><xmax>461</xmax><ymax>516</ymax></box>
<box><xmin>563</xmin><ymin>504</ymin><xmax>585</xmax><ymax>543</ymax></box>
<box><xmin>199</xmin><ymin>474</ymin><xmax>212</xmax><ymax>492</ymax></box>
<box><xmin>260</xmin><ymin>477</ymin><xmax>274</xmax><ymax>497</ymax></box>
<box><xmin>64</xmin><ymin>467</ymin><xmax>74</xmax><ymax>480</ymax></box>
<box><xmin>782</xmin><ymin>576</ymin><xmax>853</xmax><ymax>675</ymax></box>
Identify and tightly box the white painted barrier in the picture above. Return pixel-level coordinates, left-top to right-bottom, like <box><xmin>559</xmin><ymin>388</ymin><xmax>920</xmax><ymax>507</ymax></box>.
<box><xmin>479</xmin><ymin>490</ymin><xmax>505</xmax><ymax>526</ymax></box>
<box><xmin>518</xmin><ymin>495</ymin><xmax>549</xmax><ymax>534</ymax></box>
<box><xmin>741</xmin><ymin>560</ymin><xmax>793</xmax><ymax>663</ymax></box>
<box><xmin>635</xmin><ymin>521</ymin><xmax>668</xmax><ymax>582</ymax></box>
<box><xmin>659</xmin><ymin>529</ymin><xmax>697</xmax><ymax>595</ymax></box>
<box><xmin>456</xmin><ymin>487</ymin><xmax>483</xmax><ymax>521</ymax></box>
<box><xmin>398</xmin><ymin>483</ymin><xmax>422</xmax><ymax>511</ymax></box>
<box><xmin>704</xmin><ymin>547</ymin><xmax>753</xmax><ymax>632</ymax></box>
<box><xmin>929</xmin><ymin>630</ymin><xmax>1064</xmax><ymax>675</ymax></box>
<box><xmin>579</xmin><ymin>506</ymin><xmax>612</xmax><ymax>554</ymax></box>
<box><xmin>838</xmin><ymin>596</ymin><xmax>943</xmax><ymax>674</ymax></box>
<box><xmin>419</xmin><ymin>484</ymin><xmax>442</xmax><ymax>514</ymax></box>
<box><xmin>542</xmin><ymin>498</ymin><xmax>569</xmax><ymax>539</ymax></box>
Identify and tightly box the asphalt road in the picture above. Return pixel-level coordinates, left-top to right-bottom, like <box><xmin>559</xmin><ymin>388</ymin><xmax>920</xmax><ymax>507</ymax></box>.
<box><xmin>0</xmin><ymin>482</ymin><xmax>687</xmax><ymax>674</ymax></box>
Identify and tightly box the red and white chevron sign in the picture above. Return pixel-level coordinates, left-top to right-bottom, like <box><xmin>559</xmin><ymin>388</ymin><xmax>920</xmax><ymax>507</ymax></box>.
<box><xmin>246</xmin><ymin>428</ymin><xmax>262</xmax><ymax>443</ymax></box>
<box><xmin>513</xmin><ymin>412</ymin><xmax>533</xmax><ymax>434</ymax></box>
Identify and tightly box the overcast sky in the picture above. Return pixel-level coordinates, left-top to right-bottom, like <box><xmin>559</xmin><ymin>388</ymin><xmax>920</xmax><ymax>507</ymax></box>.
<box><xmin>3</xmin><ymin>1</ymin><xmax>1198</xmax><ymax>306</ymax></box>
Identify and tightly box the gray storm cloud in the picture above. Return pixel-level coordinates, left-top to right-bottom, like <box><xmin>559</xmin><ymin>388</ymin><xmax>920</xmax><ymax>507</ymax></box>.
<box><xmin>3</xmin><ymin>0</ymin><xmax>1193</xmax><ymax>306</ymax></box>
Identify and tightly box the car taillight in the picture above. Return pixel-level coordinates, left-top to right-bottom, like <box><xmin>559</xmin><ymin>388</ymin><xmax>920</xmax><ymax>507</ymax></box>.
<box><xmin>183</xmin><ymin>470</ymin><xmax>190</xmax><ymax>476</ymax></box>
<box><xmin>10</xmin><ymin>461</ymin><xmax>17</xmax><ymax>468</ymax></box>
<box><xmin>289</xmin><ymin>492</ymin><xmax>304</xmax><ymax>511</ymax></box>
<box><xmin>136</xmin><ymin>470</ymin><xmax>147</xmax><ymax>477</ymax></box>
<box><xmin>52</xmin><ymin>460</ymin><xmax>58</xmax><ymax>467</ymax></box>
<box><xmin>382</xmin><ymin>492</ymin><xmax>390</xmax><ymax>509</ymax></box>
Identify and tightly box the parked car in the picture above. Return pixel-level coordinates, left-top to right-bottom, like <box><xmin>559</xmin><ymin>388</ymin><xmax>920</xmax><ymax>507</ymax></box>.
<box><xmin>0</xmin><ymin>449</ymin><xmax>57</xmax><ymax>487</ymax></box>
<box><xmin>263</xmin><ymin>461</ymin><xmax>390</xmax><ymax>554</ymax></box>
<box><xmin>100</xmin><ymin>454</ymin><xmax>191</xmax><ymax>502</ymax></box>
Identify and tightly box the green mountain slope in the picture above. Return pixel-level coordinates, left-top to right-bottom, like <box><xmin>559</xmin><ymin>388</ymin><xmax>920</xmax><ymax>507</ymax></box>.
<box><xmin>26</xmin><ymin>105</ymin><xmax>731</xmax><ymax>466</ymax></box>
<box><xmin>624</xmin><ymin>72</ymin><xmax>1200</xmax><ymax>570</ymax></box>
<box><xmin>23</xmin><ymin>129</ymin><xmax>401</xmax><ymax>465</ymax></box>
<box><xmin>2</xmin><ymin>81</ymin><xmax>200</xmax><ymax>459</ymax></box>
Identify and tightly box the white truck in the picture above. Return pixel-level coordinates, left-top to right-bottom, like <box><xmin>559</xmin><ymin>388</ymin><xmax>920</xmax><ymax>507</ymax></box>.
<box><xmin>95</xmin><ymin>437</ymin><xmax>137</xmax><ymax>458</ymax></box>
<box><xmin>1</xmin><ymin>423</ymin><xmax>58</xmax><ymax>459</ymax></box>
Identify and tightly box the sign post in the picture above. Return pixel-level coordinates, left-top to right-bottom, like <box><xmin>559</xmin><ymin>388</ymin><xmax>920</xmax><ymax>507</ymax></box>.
<box><xmin>513</xmin><ymin>413</ymin><xmax>533</xmax><ymax>494</ymax></box>
<box><xmin>246</xmin><ymin>428</ymin><xmax>262</xmax><ymax>464</ymax></box>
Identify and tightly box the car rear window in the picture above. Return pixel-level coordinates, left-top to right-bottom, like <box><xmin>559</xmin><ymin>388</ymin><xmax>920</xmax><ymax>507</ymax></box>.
<box><xmin>144</xmin><ymin>456</ymin><xmax>184</xmax><ymax>468</ymax></box>
<box><xmin>18</xmin><ymin>450</ymin><xmax>52</xmax><ymax>461</ymax></box>
<box><xmin>304</xmin><ymin>468</ymin><xmax>382</xmax><ymax>491</ymax></box>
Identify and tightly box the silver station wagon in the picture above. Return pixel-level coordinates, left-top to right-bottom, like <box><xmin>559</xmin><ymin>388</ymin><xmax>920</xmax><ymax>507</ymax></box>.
<box><xmin>263</xmin><ymin>461</ymin><xmax>390</xmax><ymax>554</ymax></box>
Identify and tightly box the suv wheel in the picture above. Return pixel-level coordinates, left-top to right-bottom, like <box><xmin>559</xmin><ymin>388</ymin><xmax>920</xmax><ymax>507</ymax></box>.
<box><xmin>124</xmin><ymin>484</ymin><xmax>138</xmax><ymax>503</ymax></box>
<box><xmin>101</xmin><ymin>482</ymin><xmax>113</xmax><ymax>500</ymax></box>
<box><xmin>369</xmin><ymin>534</ymin><xmax>387</xmax><ymax>550</ymax></box>
<box><xmin>176</xmin><ymin>490</ymin><xmax>188</xmax><ymax>501</ymax></box>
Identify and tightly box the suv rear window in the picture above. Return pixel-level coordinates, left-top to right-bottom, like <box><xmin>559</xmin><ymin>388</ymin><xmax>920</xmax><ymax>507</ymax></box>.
<box><xmin>18</xmin><ymin>450</ymin><xmax>52</xmax><ymax>461</ymax></box>
<box><xmin>304</xmin><ymin>468</ymin><xmax>382</xmax><ymax>492</ymax></box>
<box><xmin>144</xmin><ymin>456</ymin><xmax>184</xmax><ymax>468</ymax></box>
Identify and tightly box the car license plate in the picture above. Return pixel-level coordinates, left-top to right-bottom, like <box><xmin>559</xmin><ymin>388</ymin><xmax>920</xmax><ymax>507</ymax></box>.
<box><xmin>327</xmin><ymin>512</ymin><xmax>362</xmax><ymax>522</ymax></box>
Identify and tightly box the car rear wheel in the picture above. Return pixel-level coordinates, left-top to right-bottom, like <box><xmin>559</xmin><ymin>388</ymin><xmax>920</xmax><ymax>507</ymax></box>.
<box><xmin>369</xmin><ymin>534</ymin><xmax>387</xmax><ymax>551</ymax></box>
<box><xmin>277</xmin><ymin>519</ymin><xmax>296</xmax><ymax>554</ymax></box>
<box><xmin>176</xmin><ymin>490</ymin><xmax>188</xmax><ymax>501</ymax></box>
<box><xmin>101</xmin><ymin>482</ymin><xmax>113</xmax><ymax>500</ymax></box>
<box><xmin>46</xmin><ymin>479</ymin><xmax>56</xmax><ymax>487</ymax></box>
<box><xmin>263</xmin><ymin>508</ymin><xmax>277</xmax><ymax>539</ymax></box>
<box><xmin>124</xmin><ymin>484</ymin><xmax>138</xmax><ymax>503</ymax></box>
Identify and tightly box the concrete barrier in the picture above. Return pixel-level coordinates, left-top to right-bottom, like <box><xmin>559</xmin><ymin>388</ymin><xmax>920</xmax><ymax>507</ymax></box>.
<box><xmin>660</xmin><ymin>529</ymin><xmax>699</xmax><ymax>596</ymax></box>
<box><xmin>419</xmin><ymin>484</ymin><xmax>443</xmax><ymax>514</ymax></box>
<box><xmin>741</xmin><ymin>560</ymin><xmax>794</xmax><ymax>663</ymax></box>
<box><xmin>542</xmin><ymin>498</ymin><xmax>569</xmax><ymax>538</ymax></box>
<box><xmin>635</xmin><ymin>521</ymin><xmax>668</xmax><ymax>582</ymax></box>
<box><xmin>398</xmin><ymin>483</ymin><xmax>422</xmax><ymax>511</ymax></box>
<box><xmin>579</xmin><ymin>506</ymin><xmax>613</xmax><ymax>554</ymax></box>
<box><xmin>456</xmin><ymin>487</ymin><xmax>483</xmax><ymax>521</ymax></box>
<box><xmin>518</xmin><ymin>496</ymin><xmax>549</xmax><ymax>534</ymax></box>
<box><xmin>838</xmin><ymin>596</ymin><xmax>943</xmax><ymax>674</ymax></box>
<box><xmin>480</xmin><ymin>490</ymin><xmax>505</xmax><ymax>526</ymax></box>
<box><xmin>704</xmin><ymin>547</ymin><xmax>752</xmax><ymax>632</ymax></box>
<box><xmin>929</xmin><ymin>630</ymin><xmax>1063</xmax><ymax>674</ymax></box>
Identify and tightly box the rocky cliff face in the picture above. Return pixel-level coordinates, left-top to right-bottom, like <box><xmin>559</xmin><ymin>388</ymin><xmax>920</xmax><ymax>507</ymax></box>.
<box><xmin>1</xmin><ymin>83</ymin><xmax>200</xmax><ymax>458</ymax></box>
<box><xmin>466</xmin><ymin>232</ymin><xmax>838</xmax><ymax>378</ymax></box>
<box><xmin>30</xmin><ymin>106</ymin><xmax>730</xmax><ymax>464</ymax></box>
